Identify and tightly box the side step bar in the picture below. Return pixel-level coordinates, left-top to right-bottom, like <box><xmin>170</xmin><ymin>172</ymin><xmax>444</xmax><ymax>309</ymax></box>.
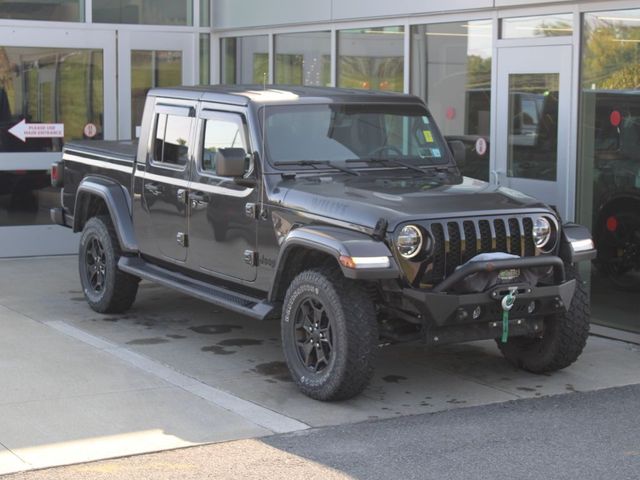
<box><xmin>118</xmin><ymin>257</ymin><xmax>275</xmax><ymax>320</ymax></box>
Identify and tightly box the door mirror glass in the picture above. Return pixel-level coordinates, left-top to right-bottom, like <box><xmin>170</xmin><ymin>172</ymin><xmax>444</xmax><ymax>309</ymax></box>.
<box><xmin>216</xmin><ymin>148</ymin><xmax>247</xmax><ymax>177</ymax></box>
<box><xmin>447</xmin><ymin>139</ymin><xmax>466</xmax><ymax>169</ymax></box>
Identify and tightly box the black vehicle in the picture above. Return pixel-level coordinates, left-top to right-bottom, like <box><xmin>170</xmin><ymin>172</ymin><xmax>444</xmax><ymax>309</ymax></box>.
<box><xmin>51</xmin><ymin>86</ymin><xmax>596</xmax><ymax>401</ymax></box>
<box><xmin>585</xmin><ymin>90</ymin><xmax>640</xmax><ymax>292</ymax></box>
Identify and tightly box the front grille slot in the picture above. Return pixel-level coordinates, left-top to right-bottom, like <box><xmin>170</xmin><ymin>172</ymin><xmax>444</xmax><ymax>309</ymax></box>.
<box><xmin>421</xmin><ymin>214</ymin><xmax>541</xmax><ymax>285</ymax></box>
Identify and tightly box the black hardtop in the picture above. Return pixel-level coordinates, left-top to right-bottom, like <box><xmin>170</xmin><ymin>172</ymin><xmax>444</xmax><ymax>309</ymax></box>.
<box><xmin>148</xmin><ymin>85</ymin><xmax>424</xmax><ymax>107</ymax></box>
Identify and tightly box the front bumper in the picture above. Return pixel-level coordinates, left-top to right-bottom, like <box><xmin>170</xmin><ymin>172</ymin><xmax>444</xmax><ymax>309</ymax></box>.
<box><xmin>400</xmin><ymin>256</ymin><xmax>575</xmax><ymax>340</ymax></box>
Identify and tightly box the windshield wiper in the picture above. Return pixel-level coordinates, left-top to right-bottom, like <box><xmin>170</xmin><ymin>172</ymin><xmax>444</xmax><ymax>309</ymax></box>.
<box><xmin>345</xmin><ymin>157</ymin><xmax>426</xmax><ymax>173</ymax></box>
<box><xmin>273</xmin><ymin>160</ymin><xmax>360</xmax><ymax>176</ymax></box>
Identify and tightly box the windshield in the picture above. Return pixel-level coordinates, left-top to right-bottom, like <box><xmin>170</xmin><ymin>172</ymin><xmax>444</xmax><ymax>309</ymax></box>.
<box><xmin>263</xmin><ymin>103</ymin><xmax>451</xmax><ymax>171</ymax></box>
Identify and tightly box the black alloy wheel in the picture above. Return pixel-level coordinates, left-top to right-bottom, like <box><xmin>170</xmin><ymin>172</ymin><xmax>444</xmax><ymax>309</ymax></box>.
<box><xmin>293</xmin><ymin>297</ymin><xmax>334</xmax><ymax>373</ymax></box>
<box><xmin>84</xmin><ymin>236</ymin><xmax>107</xmax><ymax>295</ymax></box>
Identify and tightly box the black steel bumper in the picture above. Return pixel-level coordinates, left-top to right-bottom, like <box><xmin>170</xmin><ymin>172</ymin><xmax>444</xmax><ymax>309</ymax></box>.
<box><xmin>402</xmin><ymin>256</ymin><xmax>576</xmax><ymax>328</ymax></box>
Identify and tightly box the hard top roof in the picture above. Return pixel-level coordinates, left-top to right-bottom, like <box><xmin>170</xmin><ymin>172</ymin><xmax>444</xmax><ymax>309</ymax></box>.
<box><xmin>148</xmin><ymin>84</ymin><xmax>423</xmax><ymax>106</ymax></box>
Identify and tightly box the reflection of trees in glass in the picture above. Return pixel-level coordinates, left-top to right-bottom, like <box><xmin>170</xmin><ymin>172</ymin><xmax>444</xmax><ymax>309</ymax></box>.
<box><xmin>467</xmin><ymin>55</ymin><xmax>491</xmax><ymax>89</ymax></box>
<box><xmin>275</xmin><ymin>55</ymin><xmax>303</xmax><ymax>84</ymax></box>
<box><xmin>0</xmin><ymin>48</ymin><xmax>103</xmax><ymax>143</ymax></box>
<box><xmin>583</xmin><ymin>18</ymin><xmax>640</xmax><ymax>89</ymax></box>
<box><xmin>339</xmin><ymin>56</ymin><xmax>403</xmax><ymax>92</ymax></box>
<box><xmin>534</xmin><ymin>21</ymin><xmax>573</xmax><ymax>37</ymax></box>
<box><xmin>252</xmin><ymin>53</ymin><xmax>269</xmax><ymax>84</ymax></box>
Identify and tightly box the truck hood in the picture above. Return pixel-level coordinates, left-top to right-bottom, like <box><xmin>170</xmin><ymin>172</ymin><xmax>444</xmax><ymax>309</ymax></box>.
<box><xmin>276</xmin><ymin>170</ymin><xmax>550</xmax><ymax>231</ymax></box>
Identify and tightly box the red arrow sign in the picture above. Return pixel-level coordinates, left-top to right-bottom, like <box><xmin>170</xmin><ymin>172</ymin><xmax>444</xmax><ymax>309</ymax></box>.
<box><xmin>8</xmin><ymin>119</ymin><xmax>64</xmax><ymax>142</ymax></box>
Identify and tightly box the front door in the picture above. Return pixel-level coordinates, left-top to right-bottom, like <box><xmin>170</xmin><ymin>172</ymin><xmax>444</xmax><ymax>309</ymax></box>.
<box><xmin>494</xmin><ymin>45</ymin><xmax>573</xmax><ymax>219</ymax></box>
<box><xmin>117</xmin><ymin>30</ymin><xmax>194</xmax><ymax>140</ymax></box>
<box><xmin>187</xmin><ymin>105</ymin><xmax>258</xmax><ymax>282</ymax></box>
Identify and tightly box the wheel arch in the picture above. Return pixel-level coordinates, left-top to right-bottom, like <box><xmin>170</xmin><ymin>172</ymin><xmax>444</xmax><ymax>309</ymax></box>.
<box><xmin>73</xmin><ymin>176</ymin><xmax>138</xmax><ymax>253</ymax></box>
<box><xmin>268</xmin><ymin>225</ymin><xmax>399</xmax><ymax>302</ymax></box>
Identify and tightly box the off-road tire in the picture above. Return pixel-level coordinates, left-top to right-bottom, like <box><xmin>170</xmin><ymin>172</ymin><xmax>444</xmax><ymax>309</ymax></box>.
<box><xmin>79</xmin><ymin>215</ymin><xmax>139</xmax><ymax>314</ymax></box>
<box><xmin>281</xmin><ymin>267</ymin><xmax>378</xmax><ymax>401</ymax></box>
<box><xmin>497</xmin><ymin>265</ymin><xmax>589</xmax><ymax>372</ymax></box>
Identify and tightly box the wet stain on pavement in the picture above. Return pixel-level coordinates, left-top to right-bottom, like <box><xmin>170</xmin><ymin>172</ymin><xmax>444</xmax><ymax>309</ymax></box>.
<box><xmin>516</xmin><ymin>386</ymin><xmax>537</xmax><ymax>392</ymax></box>
<box><xmin>190</xmin><ymin>324</ymin><xmax>243</xmax><ymax>335</ymax></box>
<box><xmin>446</xmin><ymin>398</ymin><xmax>467</xmax><ymax>404</ymax></box>
<box><xmin>126</xmin><ymin>337</ymin><xmax>169</xmax><ymax>345</ymax></box>
<box><xmin>166</xmin><ymin>334</ymin><xmax>186</xmax><ymax>339</ymax></box>
<box><xmin>70</xmin><ymin>297</ymin><xmax>85</xmax><ymax>302</ymax></box>
<box><xmin>217</xmin><ymin>338</ymin><xmax>263</xmax><ymax>347</ymax></box>
<box><xmin>201</xmin><ymin>345</ymin><xmax>236</xmax><ymax>355</ymax></box>
<box><xmin>382</xmin><ymin>375</ymin><xmax>408</xmax><ymax>384</ymax></box>
<box><xmin>252</xmin><ymin>361</ymin><xmax>292</xmax><ymax>382</ymax></box>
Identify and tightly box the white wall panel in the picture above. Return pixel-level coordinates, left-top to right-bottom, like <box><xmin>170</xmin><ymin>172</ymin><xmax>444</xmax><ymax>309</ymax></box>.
<box><xmin>332</xmin><ymin>0</ymin><xmax>492</xmax><ymax>21</ymax></box>
<box><xmin>213</xmin><ymin>0</ymin><xmax>331</xmax><ymax>30</ymax></box>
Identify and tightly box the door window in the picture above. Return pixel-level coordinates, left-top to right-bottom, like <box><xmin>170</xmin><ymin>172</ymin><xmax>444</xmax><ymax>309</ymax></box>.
<box><xmin>152</xmin><ymin>113</ymin><xmax>193</xmax><ymax>167</ymax></box>
<box><xmin>507</xmin><ymin>73</ymin><xmax>559</xmax><ymax>181</ymax></box>
<box><xmin>201</xmin><ymin>112</ymin><xmax>249</xmax><ymax>175</ymax></box>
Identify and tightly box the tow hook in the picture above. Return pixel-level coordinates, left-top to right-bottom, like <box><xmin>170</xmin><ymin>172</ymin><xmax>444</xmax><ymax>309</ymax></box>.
<box><xmin>500</xmin><ymin>287</ymin><xmax>518</xmax><ymax>343</ymax></box>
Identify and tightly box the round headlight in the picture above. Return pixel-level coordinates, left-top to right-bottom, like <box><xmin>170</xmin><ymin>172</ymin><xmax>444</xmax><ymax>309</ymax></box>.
<box><xmin>533</xmin><ymin>217</ymin><xmax>552</xmax><ymax>248</ymax></box>
<box><xmin>397</xmin><ymin>225</ymin><xmax>423</xmax><ymax>259</ymax></box>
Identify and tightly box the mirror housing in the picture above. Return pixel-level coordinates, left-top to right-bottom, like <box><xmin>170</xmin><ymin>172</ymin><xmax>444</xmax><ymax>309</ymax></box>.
<box><xmin>447</xmin><ymin>139</ymin><xmax>466</xmax><ymax>169</ymax></box>
<box><xmin>215</xmin><ymin>148</ymin><xmax>247</xmax><ymax>177</ymax></box>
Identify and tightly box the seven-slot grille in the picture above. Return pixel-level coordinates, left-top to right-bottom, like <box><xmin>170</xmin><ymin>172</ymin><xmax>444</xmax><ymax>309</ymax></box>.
<box><xmin>422</xmin><ymin>215</ymin><xmax>538</xmax><ymax>284</ymax></box>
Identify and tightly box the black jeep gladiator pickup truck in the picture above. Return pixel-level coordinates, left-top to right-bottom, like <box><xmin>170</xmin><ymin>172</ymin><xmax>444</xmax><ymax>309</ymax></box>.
<box><xmin>51</xmin><ymin>85</ymin><xmax>597</xmax><ymax>401</ymax></box>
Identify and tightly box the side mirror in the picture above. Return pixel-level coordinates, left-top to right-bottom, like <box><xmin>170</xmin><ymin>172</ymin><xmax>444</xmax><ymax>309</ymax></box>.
<box><xmin>215</xmin><ymin>147</ymin><xmax>247</xmax><ymax>177</ymax></box>
<box><xmin>447</xmin><ymin>139</ymin><xmax>466</xmax><ymax>169</ymax></box>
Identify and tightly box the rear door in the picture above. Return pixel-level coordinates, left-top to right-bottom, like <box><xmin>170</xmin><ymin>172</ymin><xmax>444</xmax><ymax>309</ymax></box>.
<box><xmin>140</xmin><ymin>103</ymin><xmax>195</xmax><ymax>263</ymax></box>
<box><xmin>187</xmin><ymin>104</ymin><xmax>258</xmax><ymax>281</ymax></box>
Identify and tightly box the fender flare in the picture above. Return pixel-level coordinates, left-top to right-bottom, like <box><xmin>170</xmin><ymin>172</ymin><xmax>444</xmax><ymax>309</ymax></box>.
<box><xmin>73</xmin><ymin>176</ymin><xmax>138</xmax><ymax>253</ymax></box>
<box><xmin>269</xmin><ymin>225</ymin><xmax>399</xmax><ymax>301</ymax></box>
<box><xmin>560</xmin><ymin>223</ymin><xmax>597</xmax><ymax>264</ymax></box>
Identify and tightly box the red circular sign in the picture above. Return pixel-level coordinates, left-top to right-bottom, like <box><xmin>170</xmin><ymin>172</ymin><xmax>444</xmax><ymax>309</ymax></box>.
<box><xmin>83</xmin><ymin>123</ymin><xmax>98</xmax><ymax>138</ymax></box>
<box><xmin>446</xmin><ymin>106</ymin><xmax>456</xmax><ymax>120</ymax></box>
<box><xmin>610</xmin><ymin>110</ymin><xmax>622</xmax><ymax>127</ymax></box>
<box><xmin>475</xmin><ymin>137</ymin><xmax>487</xmax><ymax>156</ymax></box>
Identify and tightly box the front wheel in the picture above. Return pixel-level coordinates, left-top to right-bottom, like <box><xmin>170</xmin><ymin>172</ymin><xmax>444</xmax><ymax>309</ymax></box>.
<box><xmin>281</xmin><ymin>268</ymin><xmax>378</xmax><ymax>401</ymax></box>
<box><xmin>497</xmin><ymin>265</ymin><xmax>589</xmax><ymax>373</ymax></box>
<box><xmin>79</xmin><ymin>215</ymin><xmax>139</xmax><ymax>313</ymax></box>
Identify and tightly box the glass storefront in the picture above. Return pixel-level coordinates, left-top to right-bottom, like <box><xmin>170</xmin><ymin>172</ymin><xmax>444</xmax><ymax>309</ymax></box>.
<box><xmin>0</xmin><ymin>46</ymin><xmax>103</xmax><ymax>227</ymax></box>
<box><xmin>338</xmin><ymin>27</ymin><xmax>404</xmax><ymax>92</ymax></box>
<box><xmin>200</xmin><ymin>34</ymin><xmax>210</xmax><ymax>85</ymax></box>
<box><xmin>274</xmin><ymin>32</ymin><xmax>331</xmax><ymax>86</ymax></box>
<box><xmin>0</xmin><ymin>0</ymin><xmax>83</xmax><ymax>22</ymax></box>
<box><xmin>93</xmin><ymin>0</ymin><xmax>192</xmax><ymax>25</ymax></box>
<box><xmin>130</xmin><ymin>50</ymin><xmax>182</xmax><ymax>137</ymax></box>
<box><xmin>220</xmin><ymin>36</ymin><xmax>269</xmax><ymax>85</ymax></box>
<box><xmin>410</xmin><ymin>20</ymin><xmax>492</xmax><ymax>181</ymax></box>
<box><xmin>579</xmin><ymin>9</ymin><xmax>640</xmax><ymax>332</ymax></box>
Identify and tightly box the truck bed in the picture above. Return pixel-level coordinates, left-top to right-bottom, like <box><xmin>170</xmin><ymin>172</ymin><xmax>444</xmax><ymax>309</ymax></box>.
<box><xmin>61</xmin><ymin>140</ymin><xmax>138</xmax><ymax>219</ymax></box>
<box><xmin>64</xmin><ymin>140</ymin><xmax>137</xmax><ymax>163</ymax></box>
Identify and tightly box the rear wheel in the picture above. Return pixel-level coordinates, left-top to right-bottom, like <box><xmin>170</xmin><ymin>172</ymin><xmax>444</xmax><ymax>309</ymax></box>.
<box><xmin>281</xmin><ymin>268</ymin><xmax>378</xmax><ymax>401</ymax></box>
<box><xmin>497</xmin><ymin>265</ymin><xmax>589</xmax><ymax>373</ymax></box>
<box><xmin>79</xmin><ymin>215</ymin><xmax>139</xmax><ymax>313</ymax></box>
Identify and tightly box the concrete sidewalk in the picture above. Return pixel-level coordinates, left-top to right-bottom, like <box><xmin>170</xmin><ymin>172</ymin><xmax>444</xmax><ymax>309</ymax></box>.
<box><xmin>1</xmin><ymin>255</ymin><xmax>639</xmax><ymax>475</ymax></box>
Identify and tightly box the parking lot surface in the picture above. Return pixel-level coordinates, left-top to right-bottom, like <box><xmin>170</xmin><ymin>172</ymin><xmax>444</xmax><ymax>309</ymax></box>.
<box><xmin>1</xmin><ymin>255</ymin><xmax>639</xmax><ymax>474</ymax></box>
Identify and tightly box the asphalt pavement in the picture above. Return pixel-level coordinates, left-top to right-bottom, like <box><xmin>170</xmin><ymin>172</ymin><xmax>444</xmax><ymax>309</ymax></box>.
<box><xmin>5</xmin><ymin>384</ymin><xmax>640</xmax><ymax>480</ymax></box>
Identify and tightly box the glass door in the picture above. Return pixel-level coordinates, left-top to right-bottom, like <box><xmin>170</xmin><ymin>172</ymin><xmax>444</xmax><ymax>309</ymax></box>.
<box><xmin>117</xmin><ymin>31</ymin><xmax>195</xmax><ymax>139</ymax></box>
<box><xmin>494</xmin><ymin>45</ymin><xmax>572</xmax><ymax>219</ymax></box>
<box><xmin>0</xmin><ymin>26</ymin><xmax>116</xmax><ymax>257</ymax></box>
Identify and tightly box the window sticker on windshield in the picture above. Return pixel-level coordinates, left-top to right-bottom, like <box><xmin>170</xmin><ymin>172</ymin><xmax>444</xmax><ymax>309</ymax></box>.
<box><xmin>422</xmin><ymin>130</ymin><xmax>433</xmax><ymax>143</ymax></box>
<box><xmin>422</xmin><ymin>116</ymin><xmax>430</xmax><ymax>124</ymax></box>
<box><xmin>431</xmin><ymin>148</ymin><xmax>442</xmax><ymax>158</ymax></box>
